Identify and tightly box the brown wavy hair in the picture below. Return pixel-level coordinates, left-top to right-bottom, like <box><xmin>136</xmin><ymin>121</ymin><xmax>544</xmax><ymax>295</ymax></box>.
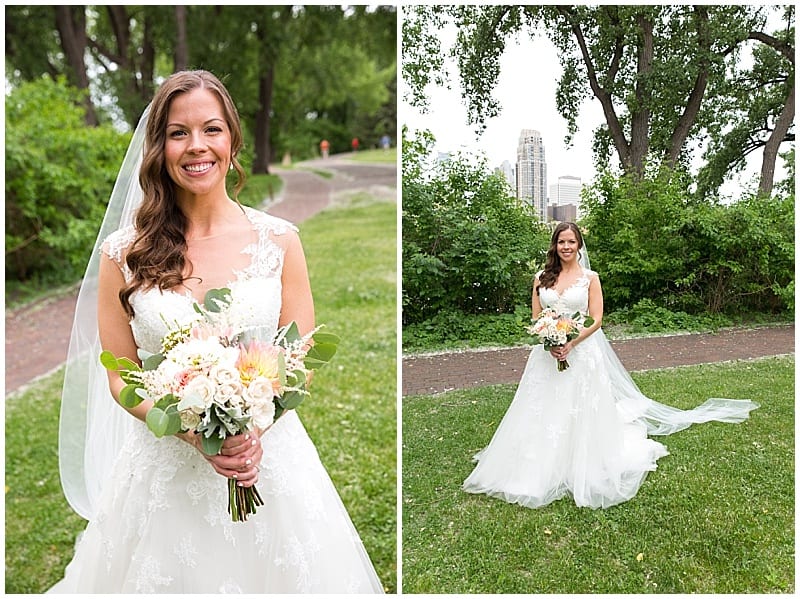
<box><xmin>119</xmin><ymin>70</ymin><xmax>247</xmax><ymax>317</ymax></box>
<box><xmin>537</xmin><ymin>222</ymin><xmax>584</xmax><ymax>290</ymax></box>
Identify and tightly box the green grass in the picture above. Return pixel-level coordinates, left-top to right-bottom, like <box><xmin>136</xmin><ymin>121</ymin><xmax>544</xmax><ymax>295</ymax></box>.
<box><xmin>402</xmin><ymin>356</ymin><xmax>794</xmax><ymax>594</ymax></box>
<box><xmin>5</xmin><ymin>195</ymin><xmax>397</xmax><ymax>593</ymax></box>
<box><xmin>349</xmin><ymin>147</ymin><xmax>397</xmax><ymax>164</ymax></box>
<box><xmin>236</xmin><ymin>172</ymin><xmax>284</xmax><ymax>208</ymax></box>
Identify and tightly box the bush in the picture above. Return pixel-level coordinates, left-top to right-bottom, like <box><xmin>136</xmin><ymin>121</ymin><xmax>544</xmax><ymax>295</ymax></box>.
<box><xmin>5</xmin><ymin>77</ymin><xmax>131</xmax><ymax>283</ymax></box>
<box><xmin>582</xmin><ymin>166</ymin><xmax>794</xmax><ymax>316</ymax></box>
<box><xmin>402</xmin><ymin>129</ymin><xmax>550</xmax><ymax>325</ymax></box>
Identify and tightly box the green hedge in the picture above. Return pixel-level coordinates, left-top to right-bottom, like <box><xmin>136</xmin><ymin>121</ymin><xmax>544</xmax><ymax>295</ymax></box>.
<box><xmin>5</xmin><ymin>77</ymin><xmax>132</xmax><ymax>284</ymax></box>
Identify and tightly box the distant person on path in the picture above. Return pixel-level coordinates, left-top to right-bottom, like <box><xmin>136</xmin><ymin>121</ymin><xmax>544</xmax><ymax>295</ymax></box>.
<box><xmin>463</xmin><ymin>221</ymin><xmax>759</xmax><ymax>509</ymax></box>
<box><xmin>380</xmin><ymin>134</ymin><xmax>390</xmax><ymax>150</ymax></box>
<box><xmin>52</xmin><ymin>69</ymin><xmax>383</xmax><ymax>594</ymax></box>
<box><xmin>351</xmin><ymin>137</ymin><xmax>359</xmax><ymax>152</ymax></box>
<box><xmin>320</xmin><ymin>138</ymin><xmax>330</xmax><ymax>158</ymax></box>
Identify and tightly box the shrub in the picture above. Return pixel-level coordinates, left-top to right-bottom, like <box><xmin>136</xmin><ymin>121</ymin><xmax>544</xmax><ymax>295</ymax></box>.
<box><xmin>402</xmin><ymin>129</ymin><xmax>550</xmax><ymax>325</ymax></box>
<box><xmin>582</xmin><ymin>166</ymin><xmax>794</xmax><ymax>316</ymax></box>
<box><xmin>5</xmin><ymin>77</ymin><xmax>131</xmax><ymax>283</ymax></box>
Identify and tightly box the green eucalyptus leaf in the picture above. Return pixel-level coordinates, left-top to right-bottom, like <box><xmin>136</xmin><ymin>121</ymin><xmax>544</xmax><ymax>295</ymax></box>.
<box><xmin>99</xmin><ymin>350</ymin><xmax>119</xmax><ymax>371</ymax></box>
<box><xmin>153</xmin><ymin>393</ymin><xmax>178</xmax><ymax>411</ymax></box>
<box><xmin>119</xmin><ymin>384</ymin><xmax>143</xmax><ymax>408</ymax></box>
<box><xmin>203</xmin><ymin>287</ymin><xmax>231</xmax><ymax>313</ymax></box>
<box><xmin>279</xmin><ymin>321</ymin><xmax>302</xmax><ymax>345</ymax></box>
<box><xmin>201</xmin><ymin>434</ymin><xmax>224</xmax><ymax>456</ymax></box>
<box><xmin>142</xmin><ymin>352</ymin><xmax>165</xmax><ymax>371</ymax></box>
<box><xmin>146</xmin><ymin>407</ymin><xmax>170</xmax><ymax>437</ymax></box>
<box><xmin>306</xmin><ymin>342</ymin><xmax>338</xmax><ymax>365</ymax></box>
<box><xmin>311</xmin><ymin>331</ymin><xmax>340</xmax><ymax>345</ymax></box>
<box><xmin>278</xmin><ymin>390</ymin><xmax>305</xmax><ymax>410</ymax></box>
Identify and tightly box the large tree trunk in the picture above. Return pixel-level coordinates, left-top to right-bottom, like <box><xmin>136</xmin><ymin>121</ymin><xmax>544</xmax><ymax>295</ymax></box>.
<box><xmin>557</xmin><ymin>6</ymin><xmax>633</xmax><ymax>174</ymax></box>
<box><xmin>665</xmin><ymin>6</ymin><xmax>711</xmax><ymax>170</ymax></box>
<box><xmin>54</xmin><ymin>6</ymin><xmax>97</xmax><ymax>126</ymax></box>
<box><xmin>174</xmin><ymin>6</ymin><xmax>189</xmax><ymax>72</ymax></box>
<box><xmin>629</xmin><ymin>13</ymin><xmax>654</xmax><ymax>176</ymax></box>
<box><xmin>252</xmin><ymin>66</ymin><xmax>275</xmax><ymax>174</ymax></box>
<box><xmin>759</xmin><ymin>83</ymin><xmax>795</xmax><ymax>197</ymax></box>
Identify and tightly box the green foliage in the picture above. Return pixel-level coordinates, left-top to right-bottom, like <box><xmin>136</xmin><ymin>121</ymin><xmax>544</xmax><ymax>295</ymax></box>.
<box><xmin>403</xmin><ymin>305</ymin><xmax>531</xmax><ymax>352</ymax></box>
<box><xmin>403</xmin><ymin>5</ymin><xmax>792</xmax><ymax>191</ymax></box>
<box><xmin>5</xmin><ymin>77</ymin><xmax>131</xmax><ymax>283</ymax></box>
<box><xmin>581</xmin><ymin>166</ymin><xmax>794</xmax><ymax>315</ymax></box>
<box><xmin>402</xmin><ymin>129</ymin><xmax>551</xmax><ymax>325</ymax></box>
<box><xmin>403</xmin><ymin>356</ymin><xmax>794</xmax><ymax>593</ymax></box>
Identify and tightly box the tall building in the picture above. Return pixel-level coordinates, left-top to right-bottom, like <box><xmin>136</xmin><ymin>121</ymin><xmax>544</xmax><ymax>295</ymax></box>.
<box><xmin>495</xmin><ymin>160</ymin><xmax>516</xmax><ymax>192</ymax></box>
<box><xmin>549</xmin><ymin>175</ymin><xmax>582</xmax><ymax>207</ymax></box>
<box><xmin>516</xmin><ymin>129</ymin><xmax>548</xmax><ymax>220</ymax></box>
<box><xmin>548</xmin><ymin>175</ymin><xmax>583</xmax><ymax>221</ymax></box>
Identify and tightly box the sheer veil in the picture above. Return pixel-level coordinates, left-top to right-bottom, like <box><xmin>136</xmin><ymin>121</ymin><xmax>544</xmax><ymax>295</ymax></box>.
<box><xmin>59</xmin><ymin>105</ymin><xmax>150</xmax><ymax>520</ymax></box>
<box><xmin>578</xmin><ymin>242</ymin><xmax>758</xmax><ymax>436</ymax></box>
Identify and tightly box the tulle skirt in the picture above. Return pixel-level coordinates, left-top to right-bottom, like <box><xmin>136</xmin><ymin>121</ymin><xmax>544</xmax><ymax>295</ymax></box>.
<box><xmin>48</xmin><ymin>411</ymin><xmax>384</xmax><ymax>593</ymax></box>
<box><xmin>463</xmin><ymin>329</ymin><xmax>759</xmax><ymax>509</ymax></box>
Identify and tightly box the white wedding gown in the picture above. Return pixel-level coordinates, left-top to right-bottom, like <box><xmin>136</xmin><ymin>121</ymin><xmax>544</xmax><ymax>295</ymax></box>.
<box><xmin>463</xmin><ymin>269</ymin><xmax>759</xmax><ymax>509</ymax></box>
<box><xmin>49</xmin><ymin>208</ymin><xmax>384</xmax><ymax>593</ymax></box>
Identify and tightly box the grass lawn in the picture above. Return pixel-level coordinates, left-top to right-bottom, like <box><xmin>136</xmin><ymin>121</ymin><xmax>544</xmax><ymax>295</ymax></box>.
<box><xmin>402</xmin><ymin>355</ymin><xmax>794</xmax><ymax>594</ymax></box>
<box><xmin>5</xmin><ymin>195</ymin><xmax>397</xmax><ymax>593</ymax></box>
<box><xmin>349</xmin><ymin>147</ymin><xmax>397</xmax><ymax>164</ymax></box>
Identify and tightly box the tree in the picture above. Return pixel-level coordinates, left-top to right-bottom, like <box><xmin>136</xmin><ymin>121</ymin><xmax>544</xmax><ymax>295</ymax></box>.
<box><xmin>403</xmin><ymin>5</ymin><xmax>793</xmax><ymax>192</ymax></box>
<box><xmin>697</xmin><ymin>7</ymin><xmax>795</xmax><ymax>198</ymax></box>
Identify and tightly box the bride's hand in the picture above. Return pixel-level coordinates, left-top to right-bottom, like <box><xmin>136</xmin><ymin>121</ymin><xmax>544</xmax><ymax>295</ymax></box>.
<box><xmin>550</xmin><ymin>342</ymin><xmax>574</xmax><ymax>361</ymax></box>
<box><xmin>193</xmin><ymin>432</ymin><xmax>264</xmax><ymax>487</ymax></box>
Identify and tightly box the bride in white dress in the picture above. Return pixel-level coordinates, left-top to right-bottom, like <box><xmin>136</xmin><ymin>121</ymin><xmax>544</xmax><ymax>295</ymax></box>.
<box><xmin>50</xmin><ymin>70</ymin><xmax>383</xmax><ymax>593</ymax></box>
<box><xmin>463</xmin><ymin>222</ymin><xmax>759</xmax><ymax>509</ymax></box>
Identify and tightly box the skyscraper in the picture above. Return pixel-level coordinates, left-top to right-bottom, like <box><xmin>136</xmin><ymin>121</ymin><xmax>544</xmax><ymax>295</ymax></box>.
<box><xmin>495</xmin><ymin>160</ymin><xmax>516</xmax><ymax>192</ymax></box>
<box><xmin>548</xmin><ymin>175</ymin><xmax>583</xmax><ymax>221</ymax></box>
<box><xmin>516</xmin><ymin>129</ymin><xmax>547</xmax><ymax>221</ymax></box>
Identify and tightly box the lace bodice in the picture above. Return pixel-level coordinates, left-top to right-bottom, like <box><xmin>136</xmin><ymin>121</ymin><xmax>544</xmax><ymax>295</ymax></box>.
<box><xmin>102</xmin><ymin>207</ymin><xmax>296</xmax><ymax>354</ymax></box>
<box><xmin>538</xmin><ymin>268</ymin><xmax>595</xmax><ymax>315</ymax></box>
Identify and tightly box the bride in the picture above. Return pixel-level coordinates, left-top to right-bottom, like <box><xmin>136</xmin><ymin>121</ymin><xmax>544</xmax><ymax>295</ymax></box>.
<box><xmin>50</xmin><ymin>70</ymin><xmax>383</xmax><ymax>593</ymax></box>
<box><xmin>462</xmin><ymin>222</ymin><xmax>759</xmax><ymax>509</ymax></box>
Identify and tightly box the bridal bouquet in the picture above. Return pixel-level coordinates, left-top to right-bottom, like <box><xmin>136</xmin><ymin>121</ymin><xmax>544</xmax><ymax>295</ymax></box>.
<box><xmin>100</xmin><ymin>287</ymin><xmax>339</xmax><ymax>522</ymax></box>
<box><xmin>527</xmin><ymin>308</ymin><xmax>594</xmax><ymax>371</ymax></box>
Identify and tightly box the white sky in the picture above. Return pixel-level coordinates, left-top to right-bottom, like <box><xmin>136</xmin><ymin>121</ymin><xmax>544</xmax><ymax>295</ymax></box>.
<box><xmin>403</xmin><ymin>29</ymin><xmax>605</xmax><ymax>185</ymax></box>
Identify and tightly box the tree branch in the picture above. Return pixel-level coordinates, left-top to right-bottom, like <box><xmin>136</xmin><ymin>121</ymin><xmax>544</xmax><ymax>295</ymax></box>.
<box><xmin>556</xmin><ymin>6</ymin><xmax>630</xmax><ymax>169</ymax></box>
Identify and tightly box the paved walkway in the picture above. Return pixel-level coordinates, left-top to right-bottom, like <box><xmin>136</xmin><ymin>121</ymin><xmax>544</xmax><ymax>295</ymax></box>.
<box><xmin>5</xmin><ymin>153</ymin><xmax>395</xmax><ymax>396</ymax></box>
<box><xmin>402</xmin><ymin>324</ymin><xmax>795</xmax><ymax>396</ymax></box>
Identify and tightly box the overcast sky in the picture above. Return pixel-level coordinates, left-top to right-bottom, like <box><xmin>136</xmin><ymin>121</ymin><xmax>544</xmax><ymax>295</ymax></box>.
<box><xmin>402</xmin><ymin>29</ymin><xmax>605</xmax><ymax>186</ymax></box>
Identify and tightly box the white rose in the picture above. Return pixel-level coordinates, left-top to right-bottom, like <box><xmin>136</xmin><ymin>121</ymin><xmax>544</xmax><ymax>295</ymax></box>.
<box><xmin>182</xmin><ymin>375</ymin><xmax>217</xmax><ymax>410</ymax></box>
<box><xmin>179</xmin><ymin>410</ymin><xmax>201</xmax><ymax>431</ymax></box>
<box><xmin>243</xmin><ymin>376</ymin><xmax>278</xmax><ymax>405</ymax></box>
<box><xmin>211</xmin><ymin>365</ymin><xmax>240</xmax><ymax>386</ymax></box>
<box><xmin>217</xmin><ymin>381</ymin><xmax>244</xmax><ymax>406</ymax></box>
<box><xmin>249</xmin><ymin>398</ymin><xmax>276</xmax><ymax>430</ymax></box>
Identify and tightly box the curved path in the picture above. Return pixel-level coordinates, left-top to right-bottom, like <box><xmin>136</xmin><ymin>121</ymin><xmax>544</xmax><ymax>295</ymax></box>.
<box><xmin>402</xmin><ymin>324</ymin><xmax>794</xmax><ymax>396</ymax></box>
<box><xmin>5</xmin><ymin>153</ymin><xmax>396</xmax><ymax>396</ymax></box>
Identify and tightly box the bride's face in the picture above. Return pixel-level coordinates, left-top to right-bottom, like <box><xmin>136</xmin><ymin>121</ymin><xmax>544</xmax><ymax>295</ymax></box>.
<box><xmin>556</xmin><ymin>228</ymin><xmax>580</xmax><ymax>265</ymax></box>
<box><xmin>164</xmin><ymin>87</ymin><xmax>232</xmax><ymax>200</ymax></box>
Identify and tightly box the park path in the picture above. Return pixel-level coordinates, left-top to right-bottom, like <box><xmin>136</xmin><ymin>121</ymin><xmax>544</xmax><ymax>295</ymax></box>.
<box><xmin>4</xmin><ymin>153</ymin><xmax>396</xmax><ymax>396</ymax></box>
<box><xmin>402</xmin><ymin>324</ymin><xmax>794</xmax><ymax>396</ymax></box>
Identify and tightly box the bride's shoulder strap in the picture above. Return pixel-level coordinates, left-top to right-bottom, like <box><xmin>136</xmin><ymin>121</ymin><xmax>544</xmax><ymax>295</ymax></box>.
<box><xmin>101</xmin><ymin>224</ymin><xmax>136</xmax><ymax>265</ymax></box>
<box><xmin>245</xmin><ymin>206</ymin><xmax>299</xmax><ymax>236</ymax></box>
